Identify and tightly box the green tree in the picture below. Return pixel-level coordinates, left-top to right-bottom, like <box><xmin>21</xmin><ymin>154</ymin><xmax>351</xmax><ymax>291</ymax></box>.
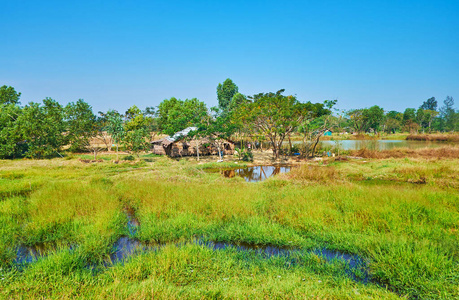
<box><xmin>438</xmin><ymin>96</ymin><xmax>457</xmax><ymax>132</ymax></box>
<box><xmin>158</xmin><ymin>98</ymin><xmax>208</xmax><ymax>135</ymax></box>
<box><xmin>234</xmin><ymin>89</ymin><xmax>330</xmax><ymax>159</ymax></box>
<box><xmin>348</xmin><ymin>106</ymin><xmax>385</xmax><ymax>134</ymax></box>
<box><xmin>217</xmin><ymin>78</ymin><xmax>239</xmax><ymax>111</ymax></box>
<box><xmin>402</xmin><ymin>108</ymin><xmax>419</xmax><ymax>133</ymax></box>
<box><xmin>420</xmin><ymin>97</ymin><xmax>437</xmax><ymax>111</ymax></box>
<box><xmin>105</xmin><ymin>110</ymin><xmax>124</xmax><ymax>160</ymax></box>
<box><xmin>363</xmin><ymin>105</ymin><xmax>385</xmax><ymax>133</ymax></box>
<box><xmin>0</xmin><ymin>103</ymin><xmax>24</xmax><ymax>158</ymax></box>
<box><xmin>65</xmin><ymin>99</ymin><xmax>98</xmax><ymax>152</ymax></box>
<box><xmin>348</xmin><ymin>109</ymin><xmax>366</xmax><ymax>133</ymax></box>
<box><xmin>143</xmin><ymin>106</ymin><xmax>159</xmax><ymax>142</ymax></box>
<box><xmin>19</xmin><ymin>98</ymin><xmax>66</xmax><ymax>158</ymax></box>
<box><xmin>123</xmin><ymin>105</ymin><xmax>150</xmax><ymax>156</ymax></box>
<box><xmin>205</xmin><ymin>107</ymin><xmax>238</xmax><ymax>161</ymax></box>
<box><xmin>158</xmin><ymin>97</ymin><xmax>209</xmax><ymax>160</ymax></box>
<box><xmin>384</xmin><ymin>111</ymin><xmax>402</xmax><ymax>133</ymax></box>
<box><xmin>0</xmin><ymin>85</ymin><xmax>21</xmax><ymax>105</ymax></box>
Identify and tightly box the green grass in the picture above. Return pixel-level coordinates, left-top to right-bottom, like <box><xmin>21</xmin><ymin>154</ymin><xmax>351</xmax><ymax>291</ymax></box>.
<box><xmin>0</xmin><ymin>156</ymin><xmax>458</xmax><ymax>299</ymax></box>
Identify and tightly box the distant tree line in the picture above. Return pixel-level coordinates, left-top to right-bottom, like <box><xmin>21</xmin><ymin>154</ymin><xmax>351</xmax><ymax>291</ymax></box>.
<box><xmin>344</xmin><ymin>96</ymin><xmax>458</xmax><ymax>134</ymax></box>
<box><xmin>0</xmin><ymin>82</ymin><xmax>457</xmax><ymax>159</ymax></box>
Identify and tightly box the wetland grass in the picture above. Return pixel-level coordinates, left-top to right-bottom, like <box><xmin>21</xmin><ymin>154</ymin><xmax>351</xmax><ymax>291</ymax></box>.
<box><xmin>0</xmin><ymin>155</ymin><xmax>458</xmax><ymax>299</ymax></box>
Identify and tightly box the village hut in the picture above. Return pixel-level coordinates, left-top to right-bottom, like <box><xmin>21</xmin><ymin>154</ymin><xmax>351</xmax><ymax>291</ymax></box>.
<box><xmin>151</xmin><ymin>127</ymin><xmax>235</xmax><ymax>157</ymax></box>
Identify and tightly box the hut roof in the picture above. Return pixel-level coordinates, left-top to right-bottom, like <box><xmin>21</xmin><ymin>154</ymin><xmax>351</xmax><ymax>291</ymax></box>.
<box><xmin>151</xmin><ymin>127</ymin><xmax>198</xmax><ymax>145</ymax></box>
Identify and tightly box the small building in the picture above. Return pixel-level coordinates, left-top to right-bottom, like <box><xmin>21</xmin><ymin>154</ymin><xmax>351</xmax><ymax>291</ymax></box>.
<box><xmin>151</xmin><ymin>127</ymin><xmax>235</xmax><ymax>157</ymax></box>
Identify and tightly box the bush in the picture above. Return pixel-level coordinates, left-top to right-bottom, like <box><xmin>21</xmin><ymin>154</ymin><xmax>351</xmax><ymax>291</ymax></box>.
<box><xmin>122</xmin><ymin>155</ymin><xmax>135</xmax><ymax>161</ymax></box>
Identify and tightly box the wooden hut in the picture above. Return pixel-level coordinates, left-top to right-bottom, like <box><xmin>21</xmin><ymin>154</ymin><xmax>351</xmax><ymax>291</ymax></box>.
<box><xmin>151</xmin><ymin>127</ymin><xmax>235</xmax><ymax>158</ymax></box>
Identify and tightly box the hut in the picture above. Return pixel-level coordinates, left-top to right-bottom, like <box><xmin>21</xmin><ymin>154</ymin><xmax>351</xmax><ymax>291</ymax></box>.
<box><xmin>151</xmin><ymin>127</ymin><xmax>235</xmax><ymax>158</ymax></box>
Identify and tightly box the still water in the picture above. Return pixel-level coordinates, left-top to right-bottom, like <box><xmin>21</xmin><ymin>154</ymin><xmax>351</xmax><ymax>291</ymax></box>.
<box><xmin>291</xmin><ymin>140</ymin><xmax>450</xmax><ymax>151</ymax></box>
<box><xmin>221</xmin><ymin>165</ymin><xmax>293</xmax><ymax>182</ymax></box>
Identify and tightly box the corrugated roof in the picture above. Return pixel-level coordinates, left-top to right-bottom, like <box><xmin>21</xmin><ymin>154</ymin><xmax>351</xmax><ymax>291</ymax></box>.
<box><xmin>165</xmin><ymin>127</ymin><xmax>197</xmax><ymax>142</ymax></box>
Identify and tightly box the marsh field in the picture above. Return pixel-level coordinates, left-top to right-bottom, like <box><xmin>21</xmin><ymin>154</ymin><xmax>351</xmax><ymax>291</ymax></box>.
<box><xmin>0</xmin><ymin>150</ymin><xmax>458</xmax><ymax>299</ymax></box>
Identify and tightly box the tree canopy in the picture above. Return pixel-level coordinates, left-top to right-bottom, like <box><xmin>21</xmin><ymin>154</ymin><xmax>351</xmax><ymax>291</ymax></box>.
<box><xmin>233</xmin><ymin>89</ymin><xmax>331</xmax><ymax>158</ymax></box>
<box><xmin>158</xmin><ymin>97</ymin><xmax>208</xmax><ymax>136</ymax></box>
<box><xmin>217</xmin><ymin>79</ymin><xmax>238</xmax><ymax>111</ymax></box>
<box><xmin>0</xmin><ymin>85</ymin><xmax>21</xmax><ymax>105</ymax></box>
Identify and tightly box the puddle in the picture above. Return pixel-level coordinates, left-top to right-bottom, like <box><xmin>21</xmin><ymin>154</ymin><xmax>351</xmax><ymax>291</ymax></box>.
<box><xmin>12</xmin><ymin>208</ymin><xmax>370</xmax><ymax>284</ymax></box>
<box><xmin>15</xmin><ymin>244</ymin><xmax>45</xmax><ymax>264</ymax></box>
<box><xmin>109</xmin><ymin>236</ymin><xmax>145</xmax><ymax>263</ymax></box>
<box><xmin>124</xmin><ymin>207</ymin><xmax>140</xmax><ymax>235</ymax></box>
<box><xmin>198</xmin><ymin>240</ymin><xmax>369</xmax><ymax>283</ymax></box>
<box><xmin>15</xmin><ymin>243</ymin><xmax>75</xmax><ymax>265</ymax></box>
<box><xmin>105</xmin><ymin>236</ymin><xmax>369</xmax><ymax>283</ymax></box>
<box><xmin>220</xmin><ymin>165</ymin><xmax>294</xmax><ymax>182</ymax></box>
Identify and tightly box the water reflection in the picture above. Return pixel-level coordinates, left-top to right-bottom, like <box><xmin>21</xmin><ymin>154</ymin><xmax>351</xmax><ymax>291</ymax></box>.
<box><xmin>222</xmin><ymin>165</ymin><xmax>293</xmax><ymax>182</ymax></box>
<box><xmin>125</xmin><ymin>207</ymin><xmax>140</xmax><ymax>235</ymax></box>
<box><xmin>199</xmin><ymin>240</ymin><xmax>369</xmax><ymax>283</ymax></box>
<box><xmin>109</xmin><ymin>237</ymin><xmax>144</xmax><ymax>263</ymax></box>
<box><xmin>305</xmin><ymin>140</ymin><xmax>447</xmax><ymax>151</ymax></box>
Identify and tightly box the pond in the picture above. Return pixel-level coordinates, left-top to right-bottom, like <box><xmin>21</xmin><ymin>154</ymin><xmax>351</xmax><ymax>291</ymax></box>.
<box><xmin>289</xmin><ymin>140</ymin><xmax>450</xmax><ymax>151</ymax></box>
<box><xmin>220</xmin><ymin>165</ymin><xmax>293</xmax><ymax>182</ymax></box>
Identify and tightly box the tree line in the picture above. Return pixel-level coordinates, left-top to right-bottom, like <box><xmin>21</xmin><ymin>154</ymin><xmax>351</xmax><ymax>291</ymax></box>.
<box><xmin>0</xmin><ymin>82</ymin><xmax>457</xmax><ymax>159</ymax></box>
<box><xmin>345</xmin><ymin>96</ymin><xmax>458</xmax><ymax>134</ymax></box>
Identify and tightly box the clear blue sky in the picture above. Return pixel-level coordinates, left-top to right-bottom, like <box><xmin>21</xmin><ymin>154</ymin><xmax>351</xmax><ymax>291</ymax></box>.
<box><xmin>1</xmin><ymin>0</ymin><xmax>458</xmax><ymax>114</ymax></box>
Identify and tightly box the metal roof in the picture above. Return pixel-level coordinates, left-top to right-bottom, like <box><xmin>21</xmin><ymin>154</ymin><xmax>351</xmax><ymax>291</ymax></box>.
<box><xmin>164</xmin><ymin>126</ymin><xmax>197</xmax><ymax>143</ymax></box>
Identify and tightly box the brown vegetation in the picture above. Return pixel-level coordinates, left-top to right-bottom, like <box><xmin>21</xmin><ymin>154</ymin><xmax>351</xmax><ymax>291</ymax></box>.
<box><xmin>406</xmin><ymin>133</ymin><xmax>459</xmax><ymax>142</ymax></box>
<box><xmin>286</xmin><ymin>165</ymin><xmax>336</xmax><ymax>182</ymax></box>
<box><xmin>351</xmin><ymin>146</ymin><xmax>459</xmax><ymax>159</ymax></box>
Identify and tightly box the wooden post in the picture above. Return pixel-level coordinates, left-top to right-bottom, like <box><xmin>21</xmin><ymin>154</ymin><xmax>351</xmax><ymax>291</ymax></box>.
<box><xmin>195</xmin><ymin>136</ymin><xmax>200</xmax><ymax>161</ymax></box>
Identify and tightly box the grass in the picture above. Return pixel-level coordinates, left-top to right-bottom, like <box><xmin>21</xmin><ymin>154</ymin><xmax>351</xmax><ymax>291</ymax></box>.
<box><xmin>0</xmin><ymin>155</ymin><xmax>458</xmax><ymax>299</ymax></box>
<box><xmin>350</xmin><ymin>145</ymin><xmax>459</xmax><ymax>159</ymax></box>
<box><xmin>406</xmin><ymin>133</ymin><xmax>459</xmax><ymax>142</ymax></box>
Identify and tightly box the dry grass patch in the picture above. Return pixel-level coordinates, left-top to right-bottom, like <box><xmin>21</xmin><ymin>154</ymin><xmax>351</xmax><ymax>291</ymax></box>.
<box><xmin>407</xmin><ymin>133</ymin><xmax>459</xmax><ymax>142</ymax></box>
<box><xmin>285</xmin><ymin>164</ymin><xmax>337</xmax><ymax>182</ymax></box>
<box><xmin>351</xmin><ymin>146</ymin><xmax>459</xmax><ymax>159</ymax></box>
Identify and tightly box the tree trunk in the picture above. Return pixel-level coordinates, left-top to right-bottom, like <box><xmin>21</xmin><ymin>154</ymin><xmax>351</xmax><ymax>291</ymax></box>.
<box><xmin>217</xmin><ymin>143</ymin><xmax>222</xmax><ymax>161</ymax></box>
<box><xmin>93</xmin><ymin>149</ymin><xmax>97</xmax><ymax>160</ymax></box>
<box><xmin>195</xmin><ymin>137</ymin><xmax>200</xmax><ymax>161</ymax></box>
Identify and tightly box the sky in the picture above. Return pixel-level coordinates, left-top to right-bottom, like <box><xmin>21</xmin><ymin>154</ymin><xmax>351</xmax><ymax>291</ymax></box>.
<box><xmin>1</xmin><ymin>0</ymin><xmax>458</xmax><ymax>114</ymax></box>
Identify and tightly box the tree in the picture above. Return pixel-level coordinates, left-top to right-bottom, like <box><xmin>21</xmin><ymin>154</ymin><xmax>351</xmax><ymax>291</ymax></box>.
<box><xmin>402</xmin><ymin>108</ymin><xmax>419</xmax><ymax>133</ymax></box>
<box><xmin>158</xmin><ymin>97</ymin><xmax>208</xmax><ymax>135</ymax></box>
<box><xmin>439</xmin><ymin>96</ymin><xmax>456</xmax><ymax>131</ymax></box>
<box><xmin>217</xmin><ymin>78</ymin><xmax>238</xmax><ymax>111</ymax></box>
<box><xmin>0</xmin><ymin>85</ymin><xmax>21</xmax><ymax>105</ymax></box>
<box><xmin>158</xmin><ymin>97</ymin><xmax>209</xmax><ymax>160</ymax></box>
<box><xmin>123</xmin><ymin>105</ymin><xmax>150</xmax><ymax>156</ymax></box>
<box><xmin>298</xmin><ymin>100</ymin><xmax>336</xmax><ymax>157</ymax></box>
<box><xmin>105</xmin><ymin>110</ymin><xmax>124</xmax><ymax>160</ymax></box>
<box><xmin>18</xmin><ymin>98</ymin><xmax>66</xmax><ymax>158</ymax></box>
<box><xmin>0</xmin><ymin>103</ymin><xmax>24</xmax><ymax>158</ymax></box>
<box><xmin>363</xmin><ymin>105</ymin><xmax>385</xmax><ymax>134</ymax></box>
<box><xmin>234</xmin><ymin>89</ymin><xmax>330</xmax><ymax>159</ymax></box>
<box><xmin>348</xmin><ymin>106</ymin><xmax>384</xmax><ymax>134</ymax></box>
<box><xmin>384</xmin><ymin>111</ymin><xmax>402</xmax><ymax>133</ymax></box>
<box><xmin>143</xmin><ymin>106</ymin><xmax>159</xmax><ymax>142</ymax></box>
<box><xmin>420</xmin><ymin>97</ymin><xmax>437</xmax><ymax>111</ymax></box>
<box><xmin>205</xmin><ymin>107</ymin><xmax>238</xmax><ymax>161</ymax></box>
<box><xmin>65</xmin><ymin>99</ymin><xmax>98</xmax><ymax>152</ymax></box>
<box><xmin>348</xmin><ymin>109</ymin><xmax>366</xmax><ymax>133</ymax></box>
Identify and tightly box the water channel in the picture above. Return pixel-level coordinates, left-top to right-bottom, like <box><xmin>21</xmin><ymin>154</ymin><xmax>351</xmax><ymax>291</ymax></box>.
<box><xmin>220</xmin><ymin>165</ymin><xmax>294</xmax><ymax>182</ymax></box>
<box><xmin>14</xmin><ymin>209</ymin><xmax>371</xmax><ymax>283</ymax></box>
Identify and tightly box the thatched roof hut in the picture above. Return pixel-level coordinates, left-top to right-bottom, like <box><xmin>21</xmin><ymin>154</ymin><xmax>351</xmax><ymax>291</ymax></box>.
<box><xmin>151</xmin><ymin>127</ymin><xmax>235</xmax><ymax>157</ymax></box>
